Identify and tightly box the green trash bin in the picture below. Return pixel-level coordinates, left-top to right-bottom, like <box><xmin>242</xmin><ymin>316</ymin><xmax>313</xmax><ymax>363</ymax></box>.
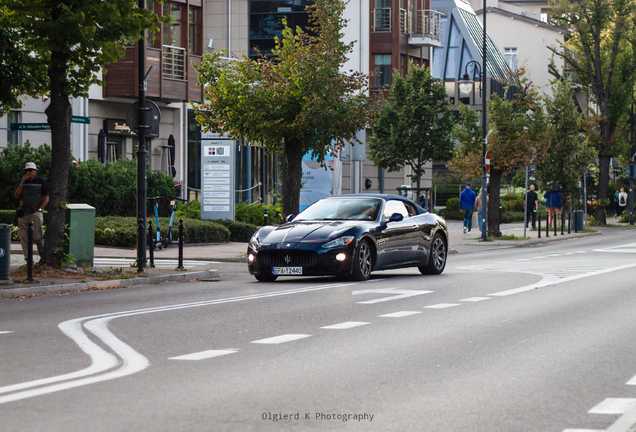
<box><xmin>573</xmin><ymin>210</ymin><xmax>584</xmax><ymax>232</ymax></box>
<box><xmin>0</xmin><ymin>224</ymin><xmax>11</xmax><ymax>281</ymax></box>
<box><xmin>64</xmin><ymin>204</ymin><xmax>96</xmax><ymax>268</ymax></box>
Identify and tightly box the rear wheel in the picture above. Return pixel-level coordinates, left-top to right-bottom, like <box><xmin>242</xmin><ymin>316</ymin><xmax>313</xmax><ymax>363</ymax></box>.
<box><xmin>255</xmin><ymin>272</ymin><xmax>278</xmax><ymax>282</ymax></box>
<box><xmin>419</xmin><ymin>233</ymin><xmax>447</xmax><ymax>275</ymax></box>
<box><xmin>350</xmin><ymin>239</ymin><xmax>373</xmax><ymax>281</ymax></box>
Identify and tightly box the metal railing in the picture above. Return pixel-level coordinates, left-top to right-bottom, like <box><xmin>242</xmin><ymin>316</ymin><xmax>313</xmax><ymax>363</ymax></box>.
<box><xmin>373</xmin><ymin>8</ymin><xmax>391</xmax><ymax>31</ymax></box>
<box><xmin>399</xmin><ymin>8</ymin><xmax>407</xmax><ymax>34</ymax></box>
<box><xmin>417</xmin><ymin>10</ymin><xmax>442</xmax><ymax>41</ymax></box>
<box><xmin>163</xmin><ymin>45</ymin><xmax>186</xmax><ymax>80</ymax></box>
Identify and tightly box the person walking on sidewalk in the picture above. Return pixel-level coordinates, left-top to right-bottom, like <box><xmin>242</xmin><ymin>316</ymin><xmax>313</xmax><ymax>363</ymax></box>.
<box><xmin>525</xmin><ymin>184</ymin><xmax>538</xmax><ymax>228</ymax></box>
<box><xmin>618</xmin><ymin>187</ymin><xmax>628</xmax><ymax>217</ymax></box>
<box><xmin>544</xmin><ymin>187</ymin><xmax>563</xmax><ymax>228</ymax></box>
<box><xmin>460</xmin><ymin>182</ymin><xmax>477</xmax><ymax>234</ymax></box>
<box><xmin>474</xmin><ymin>188</ymin><xmax>488</xmax><ymax>233</ymax></box>
<box><xmin>14</xmin><ymin>162</ymin><xmax>49</xmax><ymax>259</ymax></box>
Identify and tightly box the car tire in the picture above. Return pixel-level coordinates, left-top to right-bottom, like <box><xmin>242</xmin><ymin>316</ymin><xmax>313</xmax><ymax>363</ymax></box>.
<box><xmin>350</xmin><ymin>239</ymin><xmax>373</xmax><ymax>281</ymax></box>
<box><xmin>255</xmin><ymin>272</ymin><xmax>278</xmax><ymax>282</ymax></box>
<box><xmin>419</xmin><ymin>233</ymin><xmax>447</xmax><ymax>275</ymax></box>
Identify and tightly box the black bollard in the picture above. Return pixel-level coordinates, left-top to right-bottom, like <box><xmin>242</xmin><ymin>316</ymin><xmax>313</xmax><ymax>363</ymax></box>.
<box><xmin>561</xmin><ymin>209</ymin><xmax>564</xmax><ymax>235</ymax></box>
<box><xmin>568</xmin><ymin>208</ymin><xmax>571</xmax><ymax>234</ymax></box>
<box><xmin>264</xmin><ymin>208</ymin><xmax>269</xmax><ymax>226</ymax></box>
<box><xmin>178</xmin><ymin>218</ymin><xmax>184</xmax><ymax>270</ymax></box>
<box><xmin>554</xmin><ymin>211</ymin><xmax>557</xmax><ymax>236</ymax></box>
<box><xmin>538</xmin><ymin>212</ymin><xmax>541</xmax><ymax>238</ymax></box>
<box><xmin>148</xmin><ymin>220</ymin><xmax>155</xmax><ymax>268</ymax></box>
<box><xmin>27</xmin><ymin>220</ymin><xmax>34</xmax><ymax>282</ymax></box>
<box><xmin>546</xmin><ymin>211</ymin><xmax>550</xmax><ymax>237</ymax></box>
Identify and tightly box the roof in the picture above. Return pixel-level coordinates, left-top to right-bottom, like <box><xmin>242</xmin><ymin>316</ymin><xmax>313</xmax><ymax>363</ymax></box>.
<box><xmin>473</xmin><ymin>7</ymin><xmax>571</xmax><ymax>35</ymax></box>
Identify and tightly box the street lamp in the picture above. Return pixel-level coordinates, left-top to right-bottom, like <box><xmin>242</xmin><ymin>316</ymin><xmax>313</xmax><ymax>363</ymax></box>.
<box><xmin>458</xmin><ymin>61</ymin><xmax>482</xmax><ymax>97</ymax></box>
<box><xmin>457</xmin><ymin>3</ymin><xmax>488</xmax><ymax>241</ymax></box>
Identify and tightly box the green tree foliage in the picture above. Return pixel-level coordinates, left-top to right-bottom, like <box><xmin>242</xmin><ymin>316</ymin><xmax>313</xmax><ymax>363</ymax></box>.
<box><xmin>536</xmin><ymin>75</ymin><xmax>596</xmax><ymax>194</ymax></box>
<box><xmin>448</xmin><ymin>104</ymin><xmax>483</xmax><ymax>179</ymax></box>
<box><xmin>368</xmin><ymin>64</ymin><xmax>454</xmax><ymax>199</ymax></box>
<box><xmin>195</xmin><ymin>0</ymin><xmax>380</xmax><ymax>217</ymax></box>
<box><xmin>453</xmin><ymin>70</ymin><xmax>551</xmax><ymax>236</ymax></box>
<box><xmin>0</xmin><ymin>0</ymin><xmax>165</xmax><ymax>264</ymax></box>
<box><xmin>549</xmin><ymin>0</ymin><xmax>636</xmax><ymax>224</ymax></box>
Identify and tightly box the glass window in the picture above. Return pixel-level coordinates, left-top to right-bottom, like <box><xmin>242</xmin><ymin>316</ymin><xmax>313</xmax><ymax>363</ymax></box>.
<box><xmin>374</xmin><ymin>54</ymin><xmax>392</xmax><ymax>87</ymax></box>
<box><xmin>383</xmin><ymin>200</ymin><xmax>409</xmax><ymax>221</ymax></box>
<box><xmin>505</xmin><ymin>48</ymin><xmax>518</xmax><ymax>71</ymax></box>
<box><xmin>189</xmin><ymin>7</ymin><xmax>199</xmax><ymax>53</ymax></box>
<box><xmin>7</xmin><ymin>111</ymin><xmax>19</xmax><ymax>150</ymax></box>
<box><xmin>163</xmin><ymin>3</ymin><xmax>182</xmax><ymax>47</ymax></box>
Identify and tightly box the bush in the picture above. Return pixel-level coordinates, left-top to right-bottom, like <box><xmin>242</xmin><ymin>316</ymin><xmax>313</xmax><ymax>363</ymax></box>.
<box><xmin>175</xmin><ymin>200</ymin><xmax>201</xmax><ymax>219</ymax></box>
<box><xmin>501</xmin><ymin>193</ymin><xmax>524</xmax><ymax>212</ymax></box>
<box><xmin>501</xmin><ymin>211</ymin><xmax>525</xmax><ymax>223</ymax></box>
<box><xmin>439</xmin><ymin>197</ymin><xmax>463</xmax><ymax>220</ymax></box>
<box><xmin>235</xmin><ymin>202</ymin><xmax>282</xmax><ymax>225</ymax></box>
<box><xmin>95</xmin><ymin>216</ymin><xmax>230</xmax><ymax>248</ymax></box>
<box><xmin>0</xmin><ymin>210</ymin><xmax>17</xmax><ymax>226</ymax></box>
<box><xmin>213</xmin><ymin>220</ymin><xmax>258</xmax><ymax>242</ymax></box>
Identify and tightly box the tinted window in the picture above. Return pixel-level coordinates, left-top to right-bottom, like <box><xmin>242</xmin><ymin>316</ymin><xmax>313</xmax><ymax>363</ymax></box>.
<box><xmin>383</xmin><ymin>200</ymin><xmax>409</xmax><ymax>221</ymax></box>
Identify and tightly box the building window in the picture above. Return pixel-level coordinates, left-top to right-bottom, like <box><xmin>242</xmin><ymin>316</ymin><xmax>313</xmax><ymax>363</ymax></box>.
<box><xmin>163</xmin><ymin>2</ymin><xmax>186</xmax><ymax>79</ymax></box>
<box><xmin>146</xmin><ymin>1</ymin><xmax>160</xmax><ymax>48</ymax></box>
<box><xmin>189</xmin><ymin>7</ymin><xmax>201</xmax><ymax>54</ymax></box>
<box><xmin>504</xmin><ymin>48</ymin><xmax>518</xmax><ymax>71</ymax></box>
<box><xmin>374</xmin><ymin>54</ymin><xmax>392</xmax><ymax>87</ymax></box>
<box><xmin>163</xmin><ymin>3</ymin><xmax>182</xmax><ymax>47</ymax></box>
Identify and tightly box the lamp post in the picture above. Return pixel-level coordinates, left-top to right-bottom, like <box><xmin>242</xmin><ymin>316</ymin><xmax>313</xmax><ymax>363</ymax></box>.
<box><xmin>458</xmin><ymin>0</ymin><xmax>488</xmax><ymax>242</ymax></box>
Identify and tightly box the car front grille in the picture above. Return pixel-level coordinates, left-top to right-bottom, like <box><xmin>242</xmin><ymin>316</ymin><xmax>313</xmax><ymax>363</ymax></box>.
<box><xmin>258</xmin><ymin>250</ymin><xmax>318</xmax><ymax>267</ymax></box>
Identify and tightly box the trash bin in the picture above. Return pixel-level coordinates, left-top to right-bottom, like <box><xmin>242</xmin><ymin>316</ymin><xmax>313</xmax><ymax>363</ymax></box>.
<box><xmin>0</xmin><ymin>224</ymin><xmax>10</xmax><ymax>281</ymax></box>
<box><xmin>574</xmin><ymin>210</ymin><xmax>584</xmax><ymax>232</ymax></box>
<box><xmin>64</xmin><ymin>204</ymin><xmax>96</xmax><ymax>268</ymax></box>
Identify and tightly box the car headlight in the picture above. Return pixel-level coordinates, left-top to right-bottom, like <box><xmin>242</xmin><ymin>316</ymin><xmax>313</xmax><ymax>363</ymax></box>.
<box><xmin>322</xmin><ymin>236</ymin><xmax>354</xmax><ymax>249</ymax></box>
<box><xmin>249</xmin><ymin>231</ymin><xmax>261</xmax><ymax>250</ymax></box>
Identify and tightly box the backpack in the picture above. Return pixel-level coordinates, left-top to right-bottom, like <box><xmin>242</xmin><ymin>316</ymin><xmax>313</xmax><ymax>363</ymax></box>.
<box><xmin>620</xmin><ymin>194</ymin><xmax>626</xmax><ymax>205</ymax></box>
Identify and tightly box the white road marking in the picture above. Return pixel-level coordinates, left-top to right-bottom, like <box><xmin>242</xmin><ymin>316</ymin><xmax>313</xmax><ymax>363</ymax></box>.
<box><xmin>626</xmin><ymin>374</ymin><xmax>636</xmax><ymax>385</ymax></box>
<box><xmin>352</xmin><ymin>288</ymin><xmax>433</xmax><ymax>304</ymax></box>
<box><xmin>251</xmin><ymin>334</ymin><xmax>311</xmax><ymax>344</ymax></box>
<box><xmin>594</xmin><ymin>243</ymin><xmax>636</xmax><ymax>254</ymax></box>
<box><xmin>169</xmin><ymin>350</ymin><xmax>238</xmax><ymax>361</ymax></box>
<box><xmin>588</xmin><ymin>398</ymin><xmax>636</xmax><ymax>414</ymax></box>
<box><xmin>459</xmin><ymin>297</ymin><xmax>491</xmax><ymax>302</ymax></box>
<box><xmin>0</xmin><ymin>331</ymin><xmax>13</xmax><ymax>334</ymax></box>
<box><xmin>562</xmin><ymin>429</ymin><xmax>604</xmax><ymax>431</ymax></box>
<box><xmin>424</xmin><ymin>303</ymin><xmax>460</xmax><ymax>309</ymax></box>
<box><xmin>320</xmin><ymin>322</ymin><xmax>369</xmax><ymax>330</ymax></box>
<box><xmin>0</xmin><ymin>281</ymin><xmax>357</xmax><ymax>404</ymax></box>
<box><xmin>94</xmin><ymin>258</ymin><xmax>218</xmax><ymax>268</ymax></box>
<box><xmin>379</xmin><ymin>311</ymin><xmax>422</xmax><ymax>318</ymax></box>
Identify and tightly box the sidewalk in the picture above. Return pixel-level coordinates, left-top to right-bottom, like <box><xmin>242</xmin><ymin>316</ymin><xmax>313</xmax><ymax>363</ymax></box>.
<box><xmin>0</xmin><ymin>220</ymin><xmax>607</xmax><ymax>298</ymax></box>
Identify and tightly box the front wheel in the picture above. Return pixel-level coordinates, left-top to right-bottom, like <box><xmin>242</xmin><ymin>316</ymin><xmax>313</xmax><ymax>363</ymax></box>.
<box><xmin>350</xmin><ymin>239</ymin><xmax>373</xmax><ymax>281</ymax></box>
<box><xmin>419</xmin><ymin>233</ymin><xmax>447</xmax><ymax>275</ymax></box>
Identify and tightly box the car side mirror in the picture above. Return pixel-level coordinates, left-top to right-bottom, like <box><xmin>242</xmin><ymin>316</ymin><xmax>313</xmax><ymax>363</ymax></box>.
<box><xmin>388</xmin><ymin>213</ymin><xmax>403</xmax><ymax>223</ymax></box>
<box><xmin>285</xmin><ymin>214</ymin><xmax>295</xmax><ymax>223</ymax></box>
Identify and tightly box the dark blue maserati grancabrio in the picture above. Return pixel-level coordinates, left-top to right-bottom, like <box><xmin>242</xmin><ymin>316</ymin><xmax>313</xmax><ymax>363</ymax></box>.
<box><xmin>247</xmin><ymin>194</ymin><xmax>449</xmax><ymax>282</ymax></box>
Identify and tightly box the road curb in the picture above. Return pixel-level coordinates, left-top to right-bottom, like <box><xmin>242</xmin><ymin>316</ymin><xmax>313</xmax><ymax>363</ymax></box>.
<box><xmin>0</xmin><ymin>269</ymin><xmax>219</xmax><ymax>299</ymax></box>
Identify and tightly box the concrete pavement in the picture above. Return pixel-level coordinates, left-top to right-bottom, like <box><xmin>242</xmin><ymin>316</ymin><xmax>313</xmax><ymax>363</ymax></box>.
<box><xmin>1</xmin><ymin>218</ymin><xmax>611</xmax><ymax>298</ymax></box>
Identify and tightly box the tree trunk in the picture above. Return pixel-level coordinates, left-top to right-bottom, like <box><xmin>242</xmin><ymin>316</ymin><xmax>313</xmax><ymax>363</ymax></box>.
<box><xmin>281</xmin><ymin>137</ymin><xmax>304</xmax><ymax>218</ymax></box>
<box><xmin>41</xmin><ymin>50</ymin><xmax>72</xmax><ymax>266</ymax></box>
<box><xmin>487</xmin><ymin>169</ymin><xmax>502</xmax><ymax>237</ymax></box>
<box><xmin>595</xmin><ymin>154</ymin><xmax>610</xmax><ymax>224</ymax></box>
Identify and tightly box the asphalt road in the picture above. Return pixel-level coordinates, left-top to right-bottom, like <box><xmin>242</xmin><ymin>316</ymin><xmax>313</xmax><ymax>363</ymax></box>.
<box><xmin>1</xmin><ymin>229</ymin><xmax>636</xmax><ymax>432</ymax></box>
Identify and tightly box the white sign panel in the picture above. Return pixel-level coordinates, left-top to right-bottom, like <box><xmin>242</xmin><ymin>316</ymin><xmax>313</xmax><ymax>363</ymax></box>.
<box><xmin>200</xmin><ymin>139</ymin><xmax>235</xmax><ymax>221</ymax></box>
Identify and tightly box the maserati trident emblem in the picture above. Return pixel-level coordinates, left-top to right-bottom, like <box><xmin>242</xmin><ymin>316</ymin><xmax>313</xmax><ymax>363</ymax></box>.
<box><xmin>284</xmin><ymin>255</ymin><xmax>291</xmax><ymax>265</ymax></box>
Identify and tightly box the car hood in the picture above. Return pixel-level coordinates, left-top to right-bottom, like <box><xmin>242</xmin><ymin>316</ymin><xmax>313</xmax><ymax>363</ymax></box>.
<box><xmin>259</xmin><ymin>220</ymin><xmax>365</xmax><ymax>244</ymax></box>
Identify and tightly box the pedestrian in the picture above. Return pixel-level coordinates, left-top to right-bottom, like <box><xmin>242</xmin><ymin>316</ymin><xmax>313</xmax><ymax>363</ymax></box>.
<box><xmin>524</xmin><ymin>184</ymin><xmax>538</xmax><ymax>228</ymax></box>
<box><xmin>459</xmin><ymin>182</ymin><xmax>477</xmax><ymax>234</ymax></box>
<box><xmin>614</xmin><ymin>189</ymin><xmax>620</xmax><ymax>218</ymax></box>
<box><xmin>544</xmin><ymin>187</ymin><xmax>563</xmax><ymax>228</ymax></box>
<box><xmin>618</xmin><ymin>187</ymin><xmax>628</xmax><ymax>217</ymax></box>
<box><xmin>474</xmin><ymin>188</ymin><xmax>488</xmax><ymax>233</ymax></box>
<box><xmin>14</xmin><ymin>162</ymin><xmax>49</xmax><ymax>259</ymax></box>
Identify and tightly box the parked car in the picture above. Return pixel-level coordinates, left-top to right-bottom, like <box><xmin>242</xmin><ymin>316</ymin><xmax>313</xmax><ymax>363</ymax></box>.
<box><xmin>247</xmin><ymin>194</ymin><xmax>449</xmax><ymax>282</ymax></box>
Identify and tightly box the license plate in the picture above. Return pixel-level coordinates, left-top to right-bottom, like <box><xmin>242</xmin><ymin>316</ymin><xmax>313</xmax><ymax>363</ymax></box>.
<box><xmin>272</xmin><ymin>267</ymin><xmax>302</xmax><ymax>275</ymax></box>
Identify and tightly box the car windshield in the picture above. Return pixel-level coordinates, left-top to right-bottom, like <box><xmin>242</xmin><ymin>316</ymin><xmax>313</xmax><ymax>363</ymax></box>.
<box><xmin>294</xmin><ymin>198</ymin><xmax>383</xmax><ymax>221</ymax></box>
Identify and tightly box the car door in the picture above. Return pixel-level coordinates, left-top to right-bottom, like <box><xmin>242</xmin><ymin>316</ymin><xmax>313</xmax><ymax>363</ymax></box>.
<box><xmin>402</xmin><ymin>201</ymin><xmax>428</xmax><ymax>264</ymax></box>
<box><xmin>376</xmin><ymin>200</ymin><xmax>416</xmax><ymax>267</ymax></box>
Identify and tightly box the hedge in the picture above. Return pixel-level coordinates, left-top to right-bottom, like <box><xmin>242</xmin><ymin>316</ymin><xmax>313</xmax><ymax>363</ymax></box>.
<box><xmin>213</xmin><ymin>219</ymin><xmax>259</xmax><ymax>242</ymax></box>
<box><xmin>95</xmin><ymin>217</ymin><xmax>230</xmax><ymax>248</ymax></box>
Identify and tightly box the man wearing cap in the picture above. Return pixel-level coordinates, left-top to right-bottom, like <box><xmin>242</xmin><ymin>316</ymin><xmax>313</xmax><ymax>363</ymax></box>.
<box><xmin>459</xmin><ymin>182</ymin><xmax>477</xmax><ymax>234</ymax></box>
<box><xmin>14</xmin><ymin>162</ymin><xmax>49</xmax><ymax>259</ymax></box>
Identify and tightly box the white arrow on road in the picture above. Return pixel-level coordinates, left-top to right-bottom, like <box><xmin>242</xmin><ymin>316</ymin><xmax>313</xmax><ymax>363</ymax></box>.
<box><xmin>352</xmin><ymin>288</ymin><xmax>433</xmax><ymax>304</ymax></box>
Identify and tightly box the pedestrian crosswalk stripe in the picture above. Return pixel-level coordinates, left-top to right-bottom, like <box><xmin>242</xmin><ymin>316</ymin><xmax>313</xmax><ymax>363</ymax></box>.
<box><xmin>320</xmin><ymin>322</ymin><xmax>369</xmax><ymax>330</ymax></box>
<box><xmin>169</xmin><ymin>349</ymin><xmax>238</xmax><ymax>361</ymax></box>
<box><xmin>250</xmin><ymin>334</ymin><xmax>311</xmax><ymax>344</ymax></box>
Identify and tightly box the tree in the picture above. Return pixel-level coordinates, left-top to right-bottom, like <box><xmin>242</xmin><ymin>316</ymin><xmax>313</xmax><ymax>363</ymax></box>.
<box><xmin>0</xmin><ymin>0</ymin><xmax>164</xmax><ymax>265</ymax></box>
<box><xmin>549</xmin><ymin>0</ymin><xmax>636</xmax><ymax>224</ymax></box>
<box><xmin>368</xmin><ymin>64</ymin><xmax>455</xmax><ymax>199</ymax></box>
<box><xmin>535</xmin><ymin>75</ymin><xmax>596</xmax><ymax>196</ymax></box>
<box><xmin>452</xmin><ymin>71</ymin><xmax>552</xmax><ymax>236</ymax></box>
<box><xmin>195</xmin><ymin>0</ymin><xmax>380</xmax><ymax>217</ymax></box>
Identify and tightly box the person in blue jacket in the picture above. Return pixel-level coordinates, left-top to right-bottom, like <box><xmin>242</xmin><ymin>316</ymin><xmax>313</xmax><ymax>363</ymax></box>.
<box><xmin>544</xmin><ymin>188</ymin><xmax>563</xmax><ymax>227</ymax></box>
<box><xmin>460</xmin><ymin>182</ymin><xmax>477</xmax><ymax>234</ymax></box>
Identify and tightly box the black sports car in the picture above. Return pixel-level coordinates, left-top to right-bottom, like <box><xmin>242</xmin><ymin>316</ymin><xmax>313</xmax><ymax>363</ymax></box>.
<box><xmin>247</xmin><ymin>194</ymin><xmax>448</xmax><ymax>282</ymax></box>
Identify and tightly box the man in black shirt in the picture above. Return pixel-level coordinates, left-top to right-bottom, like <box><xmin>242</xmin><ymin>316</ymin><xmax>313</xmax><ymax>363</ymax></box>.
<box><xmin>14</xmin><ymin>162</ymin><xmax>49</xmax><ymax>259</ymax></box>
<box><xmin>525</xmin><ymin>184</ymin><xmax>538</xmax><ymax>228</ymax></box>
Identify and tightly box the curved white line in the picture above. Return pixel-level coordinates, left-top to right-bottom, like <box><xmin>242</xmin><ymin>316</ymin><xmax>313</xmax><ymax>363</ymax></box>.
<box><xmin>0</xmin><ymin>282</ymin><xmax>357</xmax><ymax>404</ymax></box>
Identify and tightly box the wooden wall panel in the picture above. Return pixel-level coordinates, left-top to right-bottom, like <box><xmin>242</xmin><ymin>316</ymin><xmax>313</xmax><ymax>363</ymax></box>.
<box><xmin>163</xmin><ymin>79</ymin><xmax>188</xmax><ymax>101</ymax></box>
<box><xmin>104</xmin><ymin>48</ymin><xmax>136</xmax><ymax>97</ymax></box>
<box><xmin>146</xmin><ymin>48</ymin><xmax>162</xmax><ymax>98</ymax></box>
<box><xmin>188</xmin><ymin>55</ymin><xmax>203</xmax><ymax>101</ymax></box>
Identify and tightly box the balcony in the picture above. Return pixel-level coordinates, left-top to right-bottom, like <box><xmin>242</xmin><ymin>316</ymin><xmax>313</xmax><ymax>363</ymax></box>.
<box><xmin>409</xmin><ymin>10</ymin><xmax>443</xmax><ymax>47</ymax></box>
<box><xmin>373</xmin><ymin>8</ymin><xmax>408</xmax><ymax>33</ymax></box>
<box><xmin>163</xmin><ymin>45</ymin><xmax>186</xmax><ymax>80</ymax></box>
